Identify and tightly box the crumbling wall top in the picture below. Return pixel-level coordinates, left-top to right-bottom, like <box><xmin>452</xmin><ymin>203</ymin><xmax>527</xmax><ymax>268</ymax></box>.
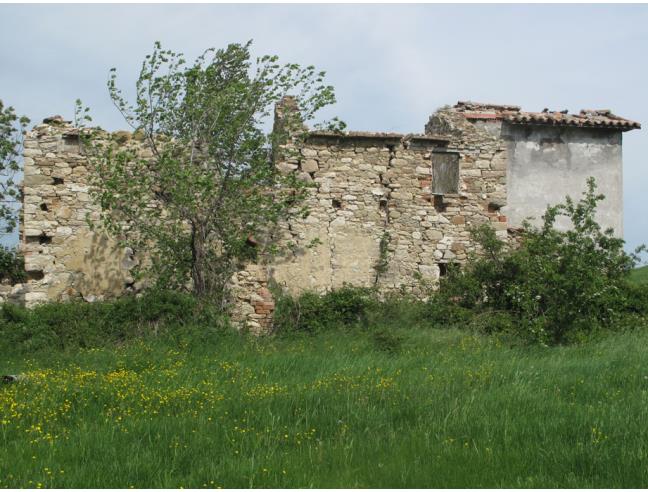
<box><xmin>306</xmin><ymin>130</ymin><xmax>450</xmax><ymax>147</ymax></box>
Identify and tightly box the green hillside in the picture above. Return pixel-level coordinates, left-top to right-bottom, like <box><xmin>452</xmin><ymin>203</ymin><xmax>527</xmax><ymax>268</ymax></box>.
<box><xmin>630</xmin><ymin>265</ymin><xmax>648</xmax><ymax>284</ymax></box>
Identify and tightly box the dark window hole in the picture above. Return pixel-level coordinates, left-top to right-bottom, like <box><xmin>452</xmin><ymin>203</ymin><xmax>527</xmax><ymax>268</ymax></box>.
<box><xmin>433</xmin><ymin>195</ymin><xmax>446</xmax><ymax>213</ymax></box>
<box><xmin>439</xmin><ymin>262</ymin><xmax>460</xmax><ymax>278</ymax></box>
<box><xmin>26</xmin><ymin>234</ymin><xmax>52</xmax><ymax>245</ymax></box>
<box><xmin>26</xmin><ymin>270</ymin><xmax>44</xmax><ymax>281</ymax></box>
<box><xmin>40</xmin><ymin>203</ymin><xmax>49</xmax><ymax>212</ymax></box>
<box><xmin>487</xmin><ymin>202</ymin><xmax>501</xmax><ymax>213</ymax></box>
<box><xmin>332</xmin><ymin>198</ymin><xmax>342</xmax><ymax>209</ymax></box>
<box><xmin>53</xmin><ymin>177</ymin><xmax>64</xmax><ymax>185</ymax></box>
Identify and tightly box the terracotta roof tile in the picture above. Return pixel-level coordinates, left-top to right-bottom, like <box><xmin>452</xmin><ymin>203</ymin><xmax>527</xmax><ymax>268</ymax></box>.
<box><xmin>505</xmin><ymin>109</ymin><xmax>640</xmax><ymax>130</ymax></box>
<box><xmin>454</xmin><ymin>101</ymin><xmax>640</xmax><ymax>131</ymax></box>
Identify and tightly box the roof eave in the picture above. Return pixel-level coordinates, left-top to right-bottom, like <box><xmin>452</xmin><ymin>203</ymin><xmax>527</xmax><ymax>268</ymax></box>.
<box><xmin>504</xmin><ymin>120</ymin><xmax>641</xmax><ymax>132</ymax></box>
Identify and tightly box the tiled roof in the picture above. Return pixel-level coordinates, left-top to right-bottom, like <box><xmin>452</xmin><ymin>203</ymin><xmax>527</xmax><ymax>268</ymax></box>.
<box><xmin>505</xmin><ymin>110</ymin><xmax>640</xmax><ymax>130</ymax></box>
<box><xmin>455</xmin><ymin>101</ymin><xmax>640</xmax><ymax>131</ymax></box>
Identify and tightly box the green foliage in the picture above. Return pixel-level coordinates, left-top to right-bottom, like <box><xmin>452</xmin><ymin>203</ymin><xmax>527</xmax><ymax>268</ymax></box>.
<box><xmin>0</xmin><ymin>100</ymin><xmax>29</xmax><ymax>235</ymax></box>
<box><xmin>0</xmin><ymin>290</ymin><xmax>226</xmax><ymax>353</ymax></box>
<box><xmin>77</xmin><ymin>41</ymin><xmax>339</xmax><ymax>303</ymax></box>
<box><xmin>436</xmin><ymin>178</ymin><xmax>647</xmax><ymax>345</ymax></box>
<box><xmin>424</xmin><ymin>291</ymin><xmax>475</xmax><ymax>326</ymax></box>
<box><xmin>273</xmin><ymin>286</ymin><xmax>458</xmax><ymax>336</ymax></box>
<box><xmin>619</xmin><ymin>281</ymin><xmax>648</xmax><ymax>316</ymax></box>
<box><xmin>273</xmin><ymin>286</ymin><xmax>375</xmax><ymax>333</ymax></box>
<box><xmin>0</xmin><ymin>246</ymin><xmax>25</xmax><ymax>283</ymax></box>
<box><xmin>465</xmin><ymin>310</ymin><xmax>517</xmax><ymax>336</ymax></box>
<box><xmin>362</xmin><ymin>290</ymin><xmax>437</xmax><ymax>331</ymax></box>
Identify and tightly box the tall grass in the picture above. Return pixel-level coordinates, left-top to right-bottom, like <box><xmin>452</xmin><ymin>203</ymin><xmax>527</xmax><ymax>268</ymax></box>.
<box><xmin>2</xmin><ymin>304</ymin><xmax>648</xmax><ymax>487</ymax></box>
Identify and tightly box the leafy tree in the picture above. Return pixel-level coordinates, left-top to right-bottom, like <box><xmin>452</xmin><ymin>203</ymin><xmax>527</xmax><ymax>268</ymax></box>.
<box><xmin>437</xmin><ymin>178</ymin><xmax>647</xmax><ymax>344</ymax></box>
<box><xmin>0</xmin><ymin>100</ymin><xmax>29</xmax><ymax>235</ymax></box>
<box><xmin>78</xmin><ymin>41</ymin><xmax>340</xmax><ymax>303</ymax></box>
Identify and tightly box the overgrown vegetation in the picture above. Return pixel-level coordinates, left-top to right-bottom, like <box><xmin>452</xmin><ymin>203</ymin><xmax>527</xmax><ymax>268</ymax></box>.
<box><xmin>77</xmin><ymin>41</ymin><xmax>341</xmax><ymax>303</ymax></box>
<box><xmin>0</xmin><ymin>207</ymin><xmax>646</xmax><ymax>486</ymax></box>
<box><xmin>435</xmin><ymin>178</ymin><xmax>647</xmax><ymax>345</ymax></box>
<box><xmin>0</xmin><ymin>116</ymin><xmax>645</xmax><ymax>486</ymax></box>
<box><xmin>273</xmin><ymin>179</ymin><xmax>648</xmax><ymax>346</ymax></box>
<box><xmin>373</xmin><ymin>231</ymin><xmax>391</xmax><ymax>282</ymax></box>
<box><xmin>0</xmin><ymin>245</ymin><xmax>25</xmax><ymax>284</ymax></box>
<box><xmin>272</xmin><ymin>286</ymin><xmax>375</xmax><ymax>334</ymax></box>
<box><xmin>0</xmin><ymin>290</ymin><xmax>224</xmax><ymax>353</ymax></box>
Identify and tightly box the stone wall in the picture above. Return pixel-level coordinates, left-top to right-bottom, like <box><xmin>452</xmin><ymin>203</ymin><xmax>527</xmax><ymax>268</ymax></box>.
<box><xmin>14</xmin><ymin>99</ymin><xmax>634</xmax><ymax>333</ymax></box>
<box><xmin>13</xmin><ymin>105</ymin><xmax>513</xmax><ymax>331</ymax></box>
<box><xmin>445</xmin><ymin>101</ymin><xmax>630</xmax><ymax>236</ymax></box>
<box><xmin>19</xmin><ymin>117</ymin><xmax>137</xmax><ymax>306</ymax></box>
<box><xmin>268</xmin><ymin>124</ymin><xmax>509</xmax><ymax>291</ymax></box>
<box><xmin>227</xmin><ymin>103</ymin><xmax>511</xmax><ymax>331</ymax></box>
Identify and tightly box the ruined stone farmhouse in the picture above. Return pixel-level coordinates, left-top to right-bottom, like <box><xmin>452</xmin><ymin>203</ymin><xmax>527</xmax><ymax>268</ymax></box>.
<box><xmin>8</xmin><ymin>100</ymin><xmax>640</xmax><ymax>332</ymax></box>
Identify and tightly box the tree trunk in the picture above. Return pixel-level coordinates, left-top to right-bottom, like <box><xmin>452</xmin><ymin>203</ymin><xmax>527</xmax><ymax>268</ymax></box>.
<box><xmin>190</xmin><ymin>223</ymin><xmax>207</xmax><ymax>296</ymax></box>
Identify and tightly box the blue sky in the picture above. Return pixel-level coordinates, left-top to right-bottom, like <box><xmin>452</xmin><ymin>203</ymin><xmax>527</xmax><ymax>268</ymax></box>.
<box><xmin>1</xmin><ymin>3</ymin><xmax>646</xmax><ymax>252</ymax></box>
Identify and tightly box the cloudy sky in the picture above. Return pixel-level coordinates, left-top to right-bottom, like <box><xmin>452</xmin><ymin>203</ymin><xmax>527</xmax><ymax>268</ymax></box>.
<box><xmin>1</xmin><ymin>3</ymin><xmax>647</xmax><ymax>252</ymax></box>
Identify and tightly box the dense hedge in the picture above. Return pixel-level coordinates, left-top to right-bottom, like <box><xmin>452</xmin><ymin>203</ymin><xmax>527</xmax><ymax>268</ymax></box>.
<box><xmin>0</xmin><ymin>290</ymin><xmax>225</xmax><ymax>352</ymax></box>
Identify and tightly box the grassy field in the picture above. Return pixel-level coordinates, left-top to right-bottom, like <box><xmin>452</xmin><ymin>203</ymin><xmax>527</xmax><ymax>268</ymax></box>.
<box><xmin>631</xmin><ymin>265</ymin><xmax>648</xmax><ymax>284</ymax></box>
<box><xmin>3</xmin><ymin>324</ymin><xmax>648</xmax><ymax>488</ymax></box>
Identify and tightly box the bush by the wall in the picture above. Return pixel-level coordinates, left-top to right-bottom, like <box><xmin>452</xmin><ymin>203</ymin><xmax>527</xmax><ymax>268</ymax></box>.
<box><xmin>272</xmin><ymin>286</ymin><xmax>463</xmax><ymax>335</ymax></box>
<box><xmin>620</xmin><ymin>281</ymin><xmax>648</xmax><ymax>317</ymax></box>
<box><xmin>0</xmin><ymin>289</ymin><xmax>226</xmax><ymax>352</ymax></box>
<box><xmin>272</xmin><ymin>286</ymin><xmax>376</xmax><ymax>334</ymax></box>
<box><xmin>434</xmin><ymin>178</ymin><xmax>647</xmax><ymax>345</ymax></box>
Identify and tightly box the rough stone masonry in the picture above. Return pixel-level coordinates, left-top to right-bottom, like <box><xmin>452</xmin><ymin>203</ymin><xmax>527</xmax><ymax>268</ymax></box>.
<box><xmin>5</xmin><ymin>100</ymin><xmax>640</xmax><ymax>333</ymax></box>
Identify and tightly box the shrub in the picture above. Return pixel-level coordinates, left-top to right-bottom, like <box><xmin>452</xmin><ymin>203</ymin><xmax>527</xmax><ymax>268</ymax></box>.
<box><xmin>273</xmin><ymin>285</ymin><xmax>484</xmax><ymax>335</ymax></box>
<box><xmin>0</xmin><ymin>246</ymin><xmax>25</xmax><ymax>284</ymax></box>
<box><xmin>366</xmin><ymin>291</ymin><xmax>433</xmax><ymax>328</ymax></box>
<box><xmin>424</xmin><ymin>278</ymin><xmax>476</xmax><ymax>327</ymax></box>
<box><xmin>0</xmin><ymin>289</ymin><xmax>226</xmax><ymax>352</ymax></box>
<box><xmin>272</xmin><ymin>286</ymin><xmax>461</xmax><ymax>335</ymax></box>
<box><xmin>272</xmin><ymin>286</ymin><xmax>375</xmax><ymax>334</ymax></box>
<box><xmin>620</xmin><ymin>281</ymin><xmax>648</xmax><ymax>317</ymax></box>
<box><xmin>435</xmin><ymin>178</ymin><xmax>647</xmax><ymax>345</ymax></box>
<box><xmin>466</xmin><ymin>310</ymin><xmax>517</xmax><ymax>336</ymax></box>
